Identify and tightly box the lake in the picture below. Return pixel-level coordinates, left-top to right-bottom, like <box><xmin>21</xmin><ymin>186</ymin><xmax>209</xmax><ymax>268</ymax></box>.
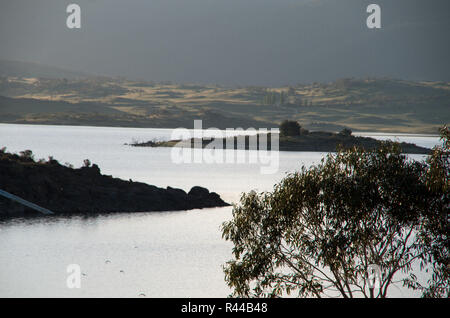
<box><xmin>0</xmin><ymin>124</ymin><xmax>442</xmax><ymax>297</ymax></box>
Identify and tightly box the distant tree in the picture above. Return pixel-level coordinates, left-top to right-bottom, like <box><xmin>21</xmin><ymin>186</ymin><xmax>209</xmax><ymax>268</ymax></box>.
<box><xmin>279</xmin><ymin>120</ymin><xmax>301</xmax><ymax>137</ymax></box>
<box><xmin>340</xmin><ymin>128</ymin><xmax>352</xmax><ymax>136</ymax></box>
<box><xmin>299</xmin><ymin>127</ymin><xmax>309</xmax><ymax>135</ymax></box>
<box><xmin>262</xmin><ymin>91</ymin><xmax>271</xmax><ymax>105</ymax></box>
<box><xmin>263</xmin><ymin>91</ymin><xmax>282</xmax><ymax>106</ymax></box>
<box><xmin>271</xmin><ymin>92</ymin><xmax>277</xmax><ymax>105</ymax></box>
<box><xmin>280</xmin><ymin>92</ymin><xmax>285</xmax><ymax>105</ymax></box>
<box><xmin>302</xmin><ymin>99</ymin><xmax>312</xmax><ymax>106</ymax></box>
<box><xmin>64</xmin><ymin>162</ymin><xmax>74</xmax><ymax>169</ymax></box>
<box><xmin>83</xmin><ymin>159</ymin><xmax>92</xmax><ymax>168</ymax></box>
<box><xmin>19</xmin><ymin>150</ymin><xmax>34</xmax><ymax>160</ymax></box>
<box><xmin>222</xmin><ymin>142</ymin><xmax>447</xmax><ymax>298</ymax></box>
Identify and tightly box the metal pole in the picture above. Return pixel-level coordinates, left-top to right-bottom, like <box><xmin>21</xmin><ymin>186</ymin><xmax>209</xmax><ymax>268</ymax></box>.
<box><xmin>0</xmin><ymin>189</ymin><xmax>54</xmax><ymax>215</ymax></box>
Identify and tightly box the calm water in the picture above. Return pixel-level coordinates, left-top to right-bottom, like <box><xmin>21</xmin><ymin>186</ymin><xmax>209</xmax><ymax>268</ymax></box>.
<box><xmin>0</xmin><ymin>124</ymin><xmax>442</xmax><ymax>297</ymax></box>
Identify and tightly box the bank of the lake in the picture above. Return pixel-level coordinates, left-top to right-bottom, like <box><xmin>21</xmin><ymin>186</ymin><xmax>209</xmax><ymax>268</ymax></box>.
<box><xmin>0</xmin><ymin>124</ymin><xmax>442</xmax><ymax>297</ymax></box>
<box><xmin>130</xmin><ymin>131</ymin><xmax>431</xmax><ymax>154</ymax></box>
<box><xmin>0</xmin><ymin>150</ymin><xmax>228</xmax><ymax>217</ymax></box>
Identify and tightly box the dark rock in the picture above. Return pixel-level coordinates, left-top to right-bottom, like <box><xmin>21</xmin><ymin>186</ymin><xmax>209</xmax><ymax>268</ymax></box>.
<box><xmin>133</xmin><ymin>131</ymin><xmax>431</xmax><ymax>154</ymax></box>
<box><xmin>188</xmin><ymin>186</ymin><xmax>210</xmax><ymax>198</ymax></box>
<box><xmin>0</xmin><ymin>150</ymin><xmax>229</xmax><ymax>217</ymax></box>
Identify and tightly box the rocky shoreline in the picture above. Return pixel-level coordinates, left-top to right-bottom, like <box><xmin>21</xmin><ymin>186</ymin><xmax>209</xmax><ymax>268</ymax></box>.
<box><xmin>130</xmin><ymin>131</ymin><xmax>431</xmax><ymax>154</ymax></box>
<box><xmin>0</xmin><ymin>149</ymin><xmax>229</xmax><ymax>217</ymax></box>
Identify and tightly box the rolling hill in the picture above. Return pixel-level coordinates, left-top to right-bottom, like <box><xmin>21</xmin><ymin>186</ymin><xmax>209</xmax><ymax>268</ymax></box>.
<box><xmin>0</xmin><ymin>60</ymin><xmax>448</xmax><ymax>133</ymax></box>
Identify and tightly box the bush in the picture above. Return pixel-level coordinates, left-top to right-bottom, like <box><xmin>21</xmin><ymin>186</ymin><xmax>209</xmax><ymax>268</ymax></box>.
<box><xmin>406</xmin><ymin>125</ymin><xmax>449</xmax><ymax>298</ymax></box>
<box><xmin>222</xmin><ymin>140</ymin><xmax>448</xmax><ymax>298</ymax></box>
<box><xmin>83</xmin><ymin>159</ymin><xmax>91</xmax><ymax>167</ymax></box>
<box><xmin>280</xmin><ymin>120</ymin><xmax>301</xmax><ymax>137</ymax></box>
<box><xmin>340</xmin><ymin>128</ymin><xmax>352</xmax><ymax>136</ymax></box>
<box><xmin>19</xmin><ymin>150</ymin><xmax>34</xmax><ymax>160</ymax></box>
<box><xmin>299</xmin><ymin>127</ymin><xmax>309</xmax><ymax>135</ymax></box>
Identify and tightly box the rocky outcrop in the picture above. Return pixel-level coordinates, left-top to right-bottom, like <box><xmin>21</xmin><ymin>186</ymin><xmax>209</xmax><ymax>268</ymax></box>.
<box><xmin>0</xmin><ymin>150</ymin><xmax>229</xmax><ymax>217</ymax></box>
<box><xmin>131</xmin><ymin>131</ymin><xmax>431</xmax><ymax>154</ymax></box>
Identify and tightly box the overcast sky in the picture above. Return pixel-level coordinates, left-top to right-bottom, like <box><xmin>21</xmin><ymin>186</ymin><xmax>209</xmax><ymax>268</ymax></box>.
<box><xmin>1</xmin><ymin>0</ymin><xmax>449</xmax><ymax>86</ymax></box>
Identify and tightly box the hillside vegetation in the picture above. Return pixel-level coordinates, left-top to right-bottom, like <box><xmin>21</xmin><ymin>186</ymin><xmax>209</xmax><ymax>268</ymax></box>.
<box><xmin>0</xmin><ymin>62</ymin><xmax>448</xmax><ymax>133</ymax></box>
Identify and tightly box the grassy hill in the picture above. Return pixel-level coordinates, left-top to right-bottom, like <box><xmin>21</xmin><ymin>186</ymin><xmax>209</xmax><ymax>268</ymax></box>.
<box><xmin>0</xmin><ymin>61</ymin><xmax>448</xmax><ymax>133</ymax></box>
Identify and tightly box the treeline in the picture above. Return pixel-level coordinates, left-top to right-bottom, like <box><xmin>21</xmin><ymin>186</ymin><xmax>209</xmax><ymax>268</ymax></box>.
<box><xmin>261</xmin><ymin>88</ymin><xmax>313</xmax><ymax>106</ymax></box>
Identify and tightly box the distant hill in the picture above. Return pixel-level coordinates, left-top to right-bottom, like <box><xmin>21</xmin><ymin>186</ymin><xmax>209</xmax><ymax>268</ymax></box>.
<box><xmin>0</xmin><ymin>95</ymin><xmax>121</xmax><ymax>115</ymax></box>
<box><xmin>0</xmin><ymin>61</ymin><xmax>448</xmax><ymax>133</ymax></box>
<box><xmin>0</xmin><ymin>95</ymin><xmax>273</xmax><ymax>129</ymax></box>
<box><xmin>0</xmin><ymin>60</ymin><xmax>91</xmax><ymax>79</ymax></box>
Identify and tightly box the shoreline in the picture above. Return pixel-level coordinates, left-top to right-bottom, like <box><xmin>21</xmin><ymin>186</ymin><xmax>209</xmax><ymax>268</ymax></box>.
<box><xmin>129</xmin><ymin>131</ymin><xmax>432</xmax><ymax>155</ymax></box>
<box><xmin>0</xmin><ymin>149</ymin><xmax>229</xmax><ymax>218</ymax></box>
<box><xmin>0</xmin><ymin>122</ymin><xmax>442</xmax><ymax>136</ymax></box>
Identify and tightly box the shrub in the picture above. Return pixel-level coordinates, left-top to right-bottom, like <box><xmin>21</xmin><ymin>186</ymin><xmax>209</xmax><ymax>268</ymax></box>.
<box><xmin>19</xmin><ymin>150</ymin><xmax>34</xmax><ymax>160</ymax></box>
<box><xmin>280</xmin><ymin>120</ymin><xmax>301</xmax><ymax>137</ymax></box>
<box><xmin>340</xmin><ymin>128</ymin><xmax>352</xmax><ymax>136</ymax></box>
<box><xmin>222</xmin><ymin>141</ymin><xmax>448</xmax><ymax>298</ymax></box>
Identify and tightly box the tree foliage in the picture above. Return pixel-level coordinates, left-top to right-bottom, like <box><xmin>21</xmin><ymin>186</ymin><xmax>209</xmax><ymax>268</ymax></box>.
<box><xmin>222</xmin><ymin>135</ymin><xmax>449</xmax><ymax>298</ymax></box>
<box><xmin>340</xmin><ymin>128</ymin><xmax>352</xmax><ymax>137</ymax></box>
<box><xmin>280</xmin><ymin>120</ymin><xmax>301</xmax><ymax>137</ymax></box>
<box><xmin>404</xmin><ymin>125</ymin><xmax>449</xmax><ymax>297</ymax></box>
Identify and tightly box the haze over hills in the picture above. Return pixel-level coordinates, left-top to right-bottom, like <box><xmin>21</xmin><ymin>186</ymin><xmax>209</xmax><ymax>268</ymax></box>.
<box><xmin>0</xmin><ymin>60</ymin><xmax>91</xmax><ymax>80</ymax></box>
<box><xmin>1</xmin><ymin>0</ymin><xmax>449</xmax><ymax>86</ymax></box>
<box><xmin>0</xmin><ymin>60</ymin><xmax>449</xmax><ymax>133</ymax></box>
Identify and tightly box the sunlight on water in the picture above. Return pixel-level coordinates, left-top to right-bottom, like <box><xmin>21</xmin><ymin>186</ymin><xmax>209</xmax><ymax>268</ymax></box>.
<box><xmin>0</xmin><ymin>124</ymin><xmax>441</xmax><ymax>297</ymax></box>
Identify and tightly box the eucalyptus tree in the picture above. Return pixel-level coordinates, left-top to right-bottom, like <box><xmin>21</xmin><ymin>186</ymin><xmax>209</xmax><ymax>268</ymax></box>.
<box><xmin>405</xmin><ymin>126</ymin><xmax>449</xmax><ymax>298</ymax></box>
<box><xmin>222</xmin><ymin>140</ymin><xmax>447</xmax><ymax>298</ymax></box>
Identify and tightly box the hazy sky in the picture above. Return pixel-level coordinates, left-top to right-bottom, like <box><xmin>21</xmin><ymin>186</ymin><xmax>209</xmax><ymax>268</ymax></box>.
<box><xmin>1</xmin><ymin>0</ymin><xmax>449</xmax><ymax>85</ymax></box>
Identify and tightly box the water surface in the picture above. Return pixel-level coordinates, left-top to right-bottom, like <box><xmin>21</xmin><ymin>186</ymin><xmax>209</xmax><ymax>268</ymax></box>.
<box><xmin>0</xmin><ymin>124</ymin><xmax>441</xmax><ymax>297</ymax></box>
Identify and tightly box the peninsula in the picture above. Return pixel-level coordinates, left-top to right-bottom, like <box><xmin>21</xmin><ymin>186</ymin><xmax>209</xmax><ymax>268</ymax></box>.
<box><xmin>0</xmin><ymin>149</ymin><xmax>229</xmax><ymax>217</ymax></box>
<box><xmin>129</xmin><ymin>127</ymin><xmax>431</xmax><ymax>155</ymax></box>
